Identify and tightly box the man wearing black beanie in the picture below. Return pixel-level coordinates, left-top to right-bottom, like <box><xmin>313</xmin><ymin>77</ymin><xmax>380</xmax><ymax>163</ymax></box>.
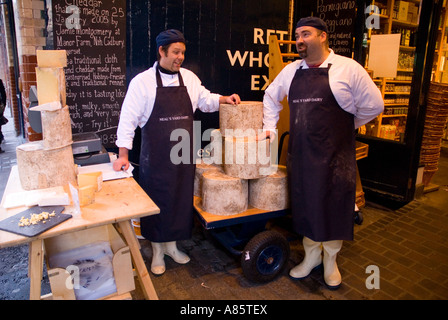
<box><xmin>262</xmin><ymin>17</ymin><xmax>384</xmax><ymax>289</ymax></box>
<box><xmin>114</xmin><ymin>29</ymin><xmax>240</xmax><ymax>275</ymax></box>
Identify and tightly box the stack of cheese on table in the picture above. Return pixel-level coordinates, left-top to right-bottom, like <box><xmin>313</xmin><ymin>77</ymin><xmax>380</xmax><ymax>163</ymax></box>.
<box><xmin>16</xmin><ymin>50</ymin><xmax>76</xmax><ymax>191</ymax></box>
<box><xmin>15</xmin><ymin>50</ymin><xmax>101</xmax><ymax>207</ymax></box>
<box><xmin>195</xmin><ymin>101</ymin><xmax>289</xmax><ymax>215</ymax></box>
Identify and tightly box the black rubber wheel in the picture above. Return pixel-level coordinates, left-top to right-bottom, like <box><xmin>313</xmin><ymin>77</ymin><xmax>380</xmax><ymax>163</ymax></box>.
<box><xmin>240</xmin><ymin>230</ymin><xmax>290</xmax><ymax>283</ymax></box>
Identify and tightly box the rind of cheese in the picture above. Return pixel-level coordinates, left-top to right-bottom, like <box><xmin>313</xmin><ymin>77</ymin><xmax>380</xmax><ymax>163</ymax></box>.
<box><xmin>78</xmin><ymin>185</ymin><xmax>95</xmax><ymax>206</ymax></box>
<box><xmin>36</xmin><ymin>50</ymin><xmax>67</xmax><ymax>68</ymax></box>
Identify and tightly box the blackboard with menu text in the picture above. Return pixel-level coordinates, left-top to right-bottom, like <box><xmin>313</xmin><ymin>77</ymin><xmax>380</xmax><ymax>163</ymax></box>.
<box><xmin>315</xmin><ymin>0</ymin><xmax>356</xmax><ymax>57</ymax></box>
<box><xmin>52</xmin><ymin>0</ymin><xmax>126</xmax><ymax>148</ymax></box>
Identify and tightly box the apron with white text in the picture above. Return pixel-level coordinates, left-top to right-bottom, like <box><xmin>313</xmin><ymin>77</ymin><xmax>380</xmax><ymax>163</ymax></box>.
<box><xmin>287</xmin><ymin>65</ymin><xmax>356</xmax><ymax>241</ymax></box>
<box><xmin>139</xmin><ymin>69</ymin><xmax>195</xmax><ymax>242</ymax></box>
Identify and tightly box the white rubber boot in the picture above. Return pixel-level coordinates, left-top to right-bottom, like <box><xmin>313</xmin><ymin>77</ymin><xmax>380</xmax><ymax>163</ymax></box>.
<box><xmin>150</xmin><ymin>242</ymin><xmax>166</xmax><ymax>275</ymax></box>
<box><xmin>322</xmin><ymin>240</ymin><xmax>343</xmax><ymax>290</ymax></box>
<box><xmin>289</xmin><ymin>237</ymin><xmax>322</xmax><ymax>279</ymax></box>
<box><xmin>164</xmin><ymin>241</ymin><xmax>190</xmax><ymax>264</ymax></box>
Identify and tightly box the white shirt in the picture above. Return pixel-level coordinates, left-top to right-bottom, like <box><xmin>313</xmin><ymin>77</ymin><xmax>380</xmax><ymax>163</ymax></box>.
<box><xmin>116</xmin><ymin>62</ymin><xmax>221</xmax><ymax>150</ymax></box>
<box><xmin>263</xmin><ymin>49</ymin><xmax>384</xmax><ymax>130</ymax></box>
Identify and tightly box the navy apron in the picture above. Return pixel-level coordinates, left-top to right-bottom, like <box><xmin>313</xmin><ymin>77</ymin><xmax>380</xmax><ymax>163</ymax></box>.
<box><xmin>287</xmin><ymin>64</ymin><xmax>356</xmax><ymax>242</ymax></box>
<box><xmin>139</xmin><ymin>68</ymin><xmax>195</xmax><ymax>242</ymax></box>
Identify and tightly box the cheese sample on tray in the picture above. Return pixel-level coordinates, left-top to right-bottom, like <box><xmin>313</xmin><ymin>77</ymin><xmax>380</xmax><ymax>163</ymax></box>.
<box><xmin>35</xmin><ymin>67</ymin><xmax>66</xmax><ymax>105</ymax></box>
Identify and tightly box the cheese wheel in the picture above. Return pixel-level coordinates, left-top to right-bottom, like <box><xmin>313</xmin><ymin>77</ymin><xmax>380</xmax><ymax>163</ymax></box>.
<box><xmin>219</xmin><ymin>101</ymin><xmax>263</xmax><ymax>137</ymax></box>
<box><xmin>194</xmin><ymin>159</ymin><xmax>222</xmax><ymax>197</ymax></box>
<box><xmin>41</xmin><ymin>105</ymin><xmax>73</xmax><ymax>150</ymax></box>
<box><xmin>202</xmin><ymin>170</ymin><xmax>248</xmax><ymax>215</ymax></box>
<box><xmin>209</xmin><ymin>129</ymin><xmax>224</xmax><ymax>165</ymax></box>
<box><xmin>223</xmin><ymin>134</ymin><xmax>272</xmax><ymax>179</ymax></box>
<box><xmin>249</xmin><ymin>165</ymin><xmax>289</xmax><ymax>211</ymax></box>
<box><xmin>16</xmin><ymin>141</ymin><xmax>77</xmax><ymax>190</ymax></box>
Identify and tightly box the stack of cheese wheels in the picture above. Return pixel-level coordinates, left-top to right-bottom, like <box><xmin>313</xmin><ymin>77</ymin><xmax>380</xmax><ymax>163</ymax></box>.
<box><xmin>249</xmin><ymin>165</ymin><xmax>289</xmax><ymax>211</ymax></box>
<box><xmin>219</xmin><ymin>101</ymin><xmax>270</xmax><ymax>179</ymax></box>
<box><xmin>197</xmin><ymin>101</ymin><xmax>286</xmax><ymax>216</ymax></box>
<box><xmin>16</xmin><ymin>50</ymin><xmax>77</xmax><ymax>190</ymax></box>
<box><xmin>202</xmin><ymin>170</ymin><xmax>248</xmax><ymax>215</ymax></box>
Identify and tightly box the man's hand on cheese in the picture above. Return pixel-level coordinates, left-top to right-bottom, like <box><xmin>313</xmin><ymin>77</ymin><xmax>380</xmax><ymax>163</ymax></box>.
<box><xmin>256</xmin><ymin>129</ymin><xmax>276</xmax><ymax>142</ymax></box>
<box><xmin>219</xmin><ymin>94</ymin><xmax>241</xmax><ymax>105</ymax></box>
<box><xmin>113</xmin><ymin>147</ymin><xmax>130</xmax><ymax>171</ymax></box>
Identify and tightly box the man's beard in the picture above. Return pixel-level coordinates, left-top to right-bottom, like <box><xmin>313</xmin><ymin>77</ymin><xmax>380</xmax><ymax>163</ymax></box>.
<box><xmin>297</xmin><ymin>44</ymin><xmax>307</xmax><ymax>59</ymax></box>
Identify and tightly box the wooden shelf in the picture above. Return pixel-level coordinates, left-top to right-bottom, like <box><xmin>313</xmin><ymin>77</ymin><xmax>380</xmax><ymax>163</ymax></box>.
<box><xmin>361</xmin><ymin>0</ymin><xmax>421</xmax><ymax>141</ymax></box>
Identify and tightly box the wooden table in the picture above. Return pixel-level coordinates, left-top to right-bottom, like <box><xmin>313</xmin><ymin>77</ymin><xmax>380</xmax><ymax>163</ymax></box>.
<box><xmin>0</xmin><ymin>166</ymin><xmax>160</xmax><ymax>300</ymax></box>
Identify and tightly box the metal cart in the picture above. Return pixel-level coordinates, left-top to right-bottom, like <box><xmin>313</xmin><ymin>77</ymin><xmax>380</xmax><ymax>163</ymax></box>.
<box><xmin>194</xmin><ymin>196</ymin><xmax>291</xmax><ymax>283</ymax></box>
<box><xmin>193</xmin><ymin>132</ymin><xmax>292</xmax><ymax>283</ymax></box>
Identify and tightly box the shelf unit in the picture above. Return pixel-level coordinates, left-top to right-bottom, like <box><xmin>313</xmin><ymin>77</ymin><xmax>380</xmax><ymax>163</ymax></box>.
<box><xmin>432</xmin><ymin>0</ymin><xmax>448</xmax><ymax>83</ymax></box>
<box><xmin>362</xmin><ymin>0</ymin><xmax>421</xmax><ymax>141</ymax></box>
<box><xmin>432</xmin><ymin>0</ymin><xmax>448</xmax><ymax>147</ymax></box>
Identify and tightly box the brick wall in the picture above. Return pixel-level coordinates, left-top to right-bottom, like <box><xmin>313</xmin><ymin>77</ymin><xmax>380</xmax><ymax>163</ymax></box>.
<box><xmin>13</xmin><ymin>0</ymin><xmax>46</xmax><ymax>141</ymax></box>
<box><xmin>0</xmin><ymin>4</ymin><xmax>20</xmax><ymax>135</ymax></box>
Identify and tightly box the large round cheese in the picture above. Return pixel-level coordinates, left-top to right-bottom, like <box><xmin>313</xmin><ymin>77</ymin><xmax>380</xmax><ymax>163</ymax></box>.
<box><xmin>201</xmin><ymin>170</ymin><xmax>248</xmax><ymax>215</ymax></box>
<box><xmin>223</xmin><ymin>134</ymin><xmax>272</xmax><ymax>179</ymax></box>
<box><xmin>194</xmin><ymin>159</ymin><xmax>222</xmax><ymax>197</ymax></box>
<box><xmin>219</xmin><ymin>101</ymin><xmax>263</xmax><ymax>137</ymax></box>
<box><xmin>41</xmin><ymin>105</ymin><xmax>73</xmax><ymax>150</ymax></box>
<box><xmin>16</xmin><ymin>141</ymin><xmax>77</xmax><ymax>190</ymax></box>
<box><xmin>249</xmin><ymin>165</ymin><xmax>289</xmax><ymax>211</ymax></box>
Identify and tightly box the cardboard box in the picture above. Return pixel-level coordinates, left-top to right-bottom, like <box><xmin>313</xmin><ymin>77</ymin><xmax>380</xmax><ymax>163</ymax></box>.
<box><xmin>44</xmin><ymin>225</ymin><xmax>135</xmax><ymax>300</ymax></box>
<box><xmin>396</xmin><ymin>1</ymin><xmax>409</xmax><ymax>21</ymax></box>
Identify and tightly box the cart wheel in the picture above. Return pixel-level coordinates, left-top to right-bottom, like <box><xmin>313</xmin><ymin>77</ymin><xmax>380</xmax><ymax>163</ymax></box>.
<box><xmin>241</xmin><ymin>230</ymin><xmax>290</xmax><ymax>283</ymax></box>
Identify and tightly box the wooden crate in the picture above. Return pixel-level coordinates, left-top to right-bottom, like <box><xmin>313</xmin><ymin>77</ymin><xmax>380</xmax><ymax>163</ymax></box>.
<box><xmin>356</xmin><ymin>141</ymin><xmax>369</xmax><ymax>160</ymax></box>
<box><xmin>43</xmin><ymin>224</ymin><xmax>135</xmax><ymax>300</ymax></box>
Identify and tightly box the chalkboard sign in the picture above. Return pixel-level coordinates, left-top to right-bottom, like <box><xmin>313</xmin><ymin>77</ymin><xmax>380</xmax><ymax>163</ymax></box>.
<box><xmin>315</xmin><ymin>0</ymin><xmax>356</xmax><ymax>57</ymax></box>
<box><xmin>52</xmin><ymin>0</ymin><xmax>126</xmax><ymax>148</ymax></box>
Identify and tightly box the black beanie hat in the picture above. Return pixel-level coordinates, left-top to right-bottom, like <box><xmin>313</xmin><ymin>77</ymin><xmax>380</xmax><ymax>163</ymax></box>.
<box><xmin>296</xmin><ymin>17</ymin><xmax>328</xmax><ymax>33</ymax></box>
<box><xmin>156</xmin><ymin>29</ymin><xmax>186</xmax><ymax>48</ymax></box>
